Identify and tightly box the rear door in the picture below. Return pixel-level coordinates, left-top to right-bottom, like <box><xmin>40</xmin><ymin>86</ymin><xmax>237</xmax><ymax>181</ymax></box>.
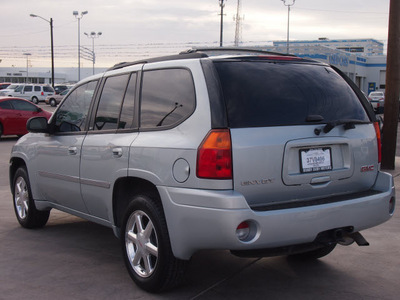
<box><xmin>213</xmin><ymin>59</ymin><xmax>378</xmax><ymax>209</ymax></box>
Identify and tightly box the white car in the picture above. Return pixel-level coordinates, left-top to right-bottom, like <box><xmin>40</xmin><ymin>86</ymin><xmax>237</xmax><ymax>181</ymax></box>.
<box><xmin>8</xmin><ymin>84</ymin><xmax>55</xmax><ymax>104</ymax></box>
<box><xmin>0</xmin><ymin>84</ymin><xmax>20</xmax><ymax>96</ymax></box>
<box><xmin>368</xmin><ymin>91</ymin><xmax>385</xmax><ymax>113</ymax></box>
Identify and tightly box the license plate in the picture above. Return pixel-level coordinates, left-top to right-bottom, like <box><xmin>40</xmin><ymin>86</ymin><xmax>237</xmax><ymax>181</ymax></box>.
<box><xmin>300</xmin><ymin>148</ymin><xmax>332</xmax><ymax>173</ymax></box>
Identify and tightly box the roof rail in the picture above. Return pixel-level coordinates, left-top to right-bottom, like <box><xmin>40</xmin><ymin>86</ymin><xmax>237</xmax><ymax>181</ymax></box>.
<box><xmin>108</xmin><ymin>52</ymin><xmax>208</xmax><ymax>71</ymax></box>
<box><xmin>180</xmin><ymin>47</ymin><xmax>297</xmax><ymax>57</ymax></box>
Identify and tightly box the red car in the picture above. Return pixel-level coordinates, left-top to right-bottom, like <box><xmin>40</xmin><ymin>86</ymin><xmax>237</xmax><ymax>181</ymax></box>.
<box><xmin>0</xmin><ymin>97</ymin><xmax>52</xmax><ymax>139</ymax></box>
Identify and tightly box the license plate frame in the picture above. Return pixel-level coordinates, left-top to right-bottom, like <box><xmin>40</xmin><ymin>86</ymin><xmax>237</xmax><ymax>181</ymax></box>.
<box><xmin>300</xmin><ymin>147</ymin><xmax>332</xmax><ymax>173</ymax></box>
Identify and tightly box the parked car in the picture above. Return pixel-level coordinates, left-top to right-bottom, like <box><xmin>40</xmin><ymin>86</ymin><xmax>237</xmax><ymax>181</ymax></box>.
<box><xmin>0</xmin><ymin>83</ymin><xmax>11</xmax><ymax>90</ymax></box>
<box><xmin>45</xmin><ymin>88</ymin><xmax>70</xmax><ymax>107</ymax></box>
<box><xmin>54</xmin><ymin>84</ymin><xmax>71</xmax><ymax>95</ymax></box>
<box><xmin>0</xmin><ymin>84</ymin><xmax>20</xmax><ymax>96</ymax></box>
<box><xmin>9</xmin><ymin>84</ymin><xmax>55</xmax><ymax>104</ymax></box>
<box><xmin>10</xmin><ymin>49</ymin><xmax>395</xmax><ymax>292</ymax></box>
<box><xmin>0</xmin><ymin>96</ymin><xmax>51</xmax><ymax>139</ymax></box>
<box><xmin>368</xmin><ymin>91</ymin><xmax>385</xmax><ymax>114</ymax></box>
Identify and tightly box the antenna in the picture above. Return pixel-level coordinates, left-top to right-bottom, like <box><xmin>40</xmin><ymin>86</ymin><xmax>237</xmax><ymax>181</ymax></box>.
<box><xmin>234</xmin><ymin>0</ymin><xmax>243</xmax><ymax>47</ymax></box>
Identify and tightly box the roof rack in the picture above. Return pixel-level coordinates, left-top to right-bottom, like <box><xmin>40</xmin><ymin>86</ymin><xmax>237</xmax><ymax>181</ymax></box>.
<box><xmin>108</xmin><ymin>52</ymin><xmax>208</xmax><ymax>71</ymax></box>
<box><xmin>180</xmin><ymin>47</ymin><xmax>297</xmax><ymax>57</ymax></box>
<box><xmin>108</xmin><ymin>47</ymin><xmax>296</xmax><ymax>71</ymax></box>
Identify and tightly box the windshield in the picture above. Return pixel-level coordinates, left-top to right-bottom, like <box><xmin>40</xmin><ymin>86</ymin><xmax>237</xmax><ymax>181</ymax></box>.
<box><xmin>213</xmin><ymin>60</ymin><xmax>370</xmax><ymax>128</ymax></box>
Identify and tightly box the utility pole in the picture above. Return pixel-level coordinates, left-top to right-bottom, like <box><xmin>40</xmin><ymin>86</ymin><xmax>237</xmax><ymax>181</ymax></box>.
<box><xmin>219</xmin><ymin>0</ymin><xmax>226</xmax><ymax>47</ymax></box>
<box><xmin>382</xmin><ymin>0</ymin><xmax>400</xmax><ymax>169</ymax></box>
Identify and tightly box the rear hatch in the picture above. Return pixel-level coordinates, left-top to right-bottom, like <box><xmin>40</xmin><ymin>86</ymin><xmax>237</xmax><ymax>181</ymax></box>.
<box><xmin>213</xmin><ymin>58</ymin><xmax>379</xmax><ymax>210</ymax></box>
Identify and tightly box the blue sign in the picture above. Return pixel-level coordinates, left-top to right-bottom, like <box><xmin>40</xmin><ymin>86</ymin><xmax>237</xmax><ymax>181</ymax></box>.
<box><xmin>368</xmin><ymin>82</ymin><xmax>376</xmax><ymax>94</ymax></box>
<box><xmin>329</xmin><ymin>54</ymin><xmax>349</xmax><ymax>67</ymax></box>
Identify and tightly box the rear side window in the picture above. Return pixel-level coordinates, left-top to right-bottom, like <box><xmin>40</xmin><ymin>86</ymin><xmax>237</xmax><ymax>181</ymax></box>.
<box><xmin>213</xmin><ymin>61</ymin><xmax>369</xmax><ymax>128</ymax></box>
<box><xmin>140</xmin><ymin>68</ymin><xmax>195</xmax><ymax>128</ymax></box>
<box><xmin>34</xmin><ymin>86</ymin><xmax>41</xmax><ymax>92</ymax></box>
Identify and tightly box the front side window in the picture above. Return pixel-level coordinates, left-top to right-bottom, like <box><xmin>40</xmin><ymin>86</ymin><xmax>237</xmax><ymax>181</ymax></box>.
<box><xmin>140</xmin><ymin>68</ymin><xmax>195</xmax><ymax>128</ymax></box>
<box><xmin>94</xmin><ymin>74</ymin><xmax>130</xmax><ymax>131</ymax></box>
<box><xmin>54</xmin><ymin>81</ymin><xmax>98</xmax><ymax>133</ymax></box>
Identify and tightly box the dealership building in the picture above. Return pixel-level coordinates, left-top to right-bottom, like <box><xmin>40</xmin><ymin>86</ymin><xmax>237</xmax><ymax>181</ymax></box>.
<box><xmin>269</xmin><ymin>38</ymin><xmax>386</xmax><ymax>95</ymax></box>
<box><xmin>0</xmin><ymin>38</ymin><xmax>386</xmax><ymax>95</ymax></box>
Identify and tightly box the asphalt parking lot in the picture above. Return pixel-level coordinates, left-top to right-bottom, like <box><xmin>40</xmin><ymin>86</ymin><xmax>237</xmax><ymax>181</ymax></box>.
<box><xmin>1</xmin><ymin>105</ymin><xmax>400</xmax><ymax>299</ymax></box>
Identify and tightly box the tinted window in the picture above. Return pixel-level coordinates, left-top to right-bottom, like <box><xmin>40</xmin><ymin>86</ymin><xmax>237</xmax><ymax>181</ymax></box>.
<box><xmin>119</xmin><ymin>73</ymin><xmax>136</xmax><ymax>129</ymax></box>
<box><xmin>94</xmin><ymin>74</ymin><xmax>129</xmax><ymax>131</ymax></box>
<box><xmin>11</xmin><ymin>100</ymin><xmax>38</xmax><ymax>112</ymax></box>
<box><xmin>55</xmin><ymin>81</ymin><xmax>98</xmax><ymax>132</ymax></box>
<box><xmin>213</xmin><ymin>61</ymin><xmax>369</xmax><ymax>128</ymax></box>
<box><xmin>140</xmin><ymin>69</ymin><xmax>195</xmax><ymax>128</ymax></box>
<box><xmin>24</xmin><ymin>86</ymin><xmax>33</xmax><ymax>92</ymax></box>
<box><xmin>0</xmin><ymin>101</ymin><xmax>12</xmax><ymax>109</ymax></box>
<box><xmin>43</xmin><ymin>86</ymin><xmax>54</xmax><ymax>93</ymax></box>
<box><xmin>34</xmin><ymin>86</ymin><xmax>41</xmax><ymax>92</ymax></box>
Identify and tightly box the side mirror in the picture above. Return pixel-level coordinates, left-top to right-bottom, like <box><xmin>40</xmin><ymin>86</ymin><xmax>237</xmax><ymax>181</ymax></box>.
<box><xmin>27</xmin><ymin>117</ymin><xmax>49</xmax><ymax>133</ymax></box>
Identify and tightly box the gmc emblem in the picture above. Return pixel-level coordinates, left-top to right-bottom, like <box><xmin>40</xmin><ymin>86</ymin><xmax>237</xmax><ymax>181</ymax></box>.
<box><xmin>361</xmin><ymin>165</ymin><xmax>375</xmax><ymax>172</ymax></box>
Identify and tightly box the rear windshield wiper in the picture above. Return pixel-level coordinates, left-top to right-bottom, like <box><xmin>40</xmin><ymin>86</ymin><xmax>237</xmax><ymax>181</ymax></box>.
<box><xmin>323</xmin><ymin>119</ymin><xmax>369</xmax><ymax>133</ymax></box>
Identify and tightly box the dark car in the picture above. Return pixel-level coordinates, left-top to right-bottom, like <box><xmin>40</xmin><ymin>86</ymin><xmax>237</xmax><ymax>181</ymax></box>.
<box><xmin>54</xmin><ymin>85</ymin><xmax>70</xmax><ymax>94</ymax></box>
<box><xmin>0</xmin><ymin>97</ymin><xmax>52</xmax><ymax>139</ymax></box>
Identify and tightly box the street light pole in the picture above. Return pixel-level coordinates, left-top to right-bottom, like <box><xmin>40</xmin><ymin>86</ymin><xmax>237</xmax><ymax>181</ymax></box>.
<box><xmin>281</xmin><ymin>0</ymin><xmax>295</xmax><ymax>54</ymax></box>
<box><xmin>84</xmin><ymin>31</ymin><xmax>102</xmax><ymax>75</ymax></box>
<box><xmin>73</xmin><ymin>10</ymin><xmax>88</xmax><ymax>81</ymax></box>
<box><xmin>30</xmin><ymin>14</ymin><xmax>55</xmax><ymax>88</ymax></box>
<box><xmin>23</xmin><ymin>53</ymin><xmax>31</xmax><ymax>84</ymax></box>
<box><xmin>219</xmin><ymin>0</ymin><xmax>226</xmax><ymax>47</ymax></box>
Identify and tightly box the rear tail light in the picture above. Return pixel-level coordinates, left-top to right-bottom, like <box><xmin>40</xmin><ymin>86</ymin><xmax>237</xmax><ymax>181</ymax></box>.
<box><xmin>197</xmin><ymin>129</ymin><xmax>232</xmax><ymax>179</ymax></box>
<box><xmin>41</xmin><ymin>92</ymin><xmax>44</xmax><ymax>96</ymax></box>
<box><xmin>373</xmin><ymin>122</ymin><xmax>381</xmax><ymax>163</ymax></box>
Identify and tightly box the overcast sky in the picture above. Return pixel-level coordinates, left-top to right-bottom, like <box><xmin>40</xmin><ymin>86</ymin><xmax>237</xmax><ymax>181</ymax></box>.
<box><xmin>0</xmin><ymin>0</ymin><xmax>390</xmax><ymax>69</ymax></box>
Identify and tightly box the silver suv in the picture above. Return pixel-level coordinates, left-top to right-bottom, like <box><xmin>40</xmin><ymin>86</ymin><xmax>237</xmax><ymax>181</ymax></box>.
<box><xmin>9</xmin><ymin>49</ymin><xmax>395</xmax><ymax>292</ymax></box>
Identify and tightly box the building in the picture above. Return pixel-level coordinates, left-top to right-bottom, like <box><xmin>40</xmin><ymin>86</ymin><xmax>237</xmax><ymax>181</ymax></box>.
<box><xmin>0</xmin><ymin>38</ymin><xmax>386</xmax><ymax>95</ymax></box>
<box><xmin>270</xmin><ymin>38</ymin><xmax>386</xmax><ymax>94</ymax></box>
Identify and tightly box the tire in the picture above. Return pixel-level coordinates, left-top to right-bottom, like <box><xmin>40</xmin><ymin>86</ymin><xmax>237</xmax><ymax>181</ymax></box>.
<box><xmin>50</xmin><ymin>99</ymin><xmax>57</xmax><ymax>107</ymax></box>
<box><xmin>121</xmin><ymin>193</ymin><xmax>187</xmax><ymax>292</ymax></box>
<box><xmin>31</xmin><ymin>96</ymin><xmax>39</xmax><ymax>104</ymax></box>
<box><xmin>0</xmin><ymin>123</ymin><xmax>3</xmax><ymax>139</ymax></box>
<box><xmin>288</xmin><ymin>243</ymin><xmax>337</xmax><ymax>260</ymax></box>
<box><xmin>12</xmin><ymin>167</ymin><xmax>50</xmax><ymax>228</ymax></box>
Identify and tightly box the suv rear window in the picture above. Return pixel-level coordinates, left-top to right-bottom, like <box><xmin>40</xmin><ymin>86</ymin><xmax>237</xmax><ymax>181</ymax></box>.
<box><xmin>213</xmin><ymin>60</ymin><xmax>369</xmax><ymax>128</ymax></box>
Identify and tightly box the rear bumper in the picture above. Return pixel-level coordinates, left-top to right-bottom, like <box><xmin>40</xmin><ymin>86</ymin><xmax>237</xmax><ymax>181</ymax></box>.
<box><xmin>159</xmin><ymin>171</ymin><xmax>395</xmax><ymax>260</ymax></box>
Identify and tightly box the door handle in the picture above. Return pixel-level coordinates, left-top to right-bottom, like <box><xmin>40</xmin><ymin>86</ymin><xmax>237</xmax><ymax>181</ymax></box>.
<box><xmin>112</xmin><ymin>147</ymin><xmax>123</xmax><ymax>158</ymax></box>
<box><xmin>68</xmin><ymin>146</ymin><xmax>78</xmax><ymax>155</ymax></box>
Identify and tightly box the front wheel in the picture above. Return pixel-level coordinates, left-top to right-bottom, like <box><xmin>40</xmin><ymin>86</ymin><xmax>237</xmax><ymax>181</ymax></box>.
<box><xmin>13</xmin><ymin>167</ymin><xmax>50</xmax><ymax>228</ymax></box>
<box><xmin>50</xmin><ymin>99</ymin><xmax>57</xmax><ymax>107</ymax></box>
<box><xmin>121</xmin><ymin>193</ymin><xmax>187</xmax><ymax>292</ymax></box>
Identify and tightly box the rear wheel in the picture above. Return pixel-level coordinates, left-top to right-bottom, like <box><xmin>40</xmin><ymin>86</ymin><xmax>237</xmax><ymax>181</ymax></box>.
<box><xmin>121</xmin><ymin>193</ymin><xmax>187</xmax><ymax>292</ymax></box>
<box><xmin>12</xmin><ymin>167</ymin><xmax>50</xmax><ymax>228</ymax></box>
<box><xmin>288</xmin><ymin>243</ymin><xmax>337</xmax><ymax>260</ymax></box>
<box><xmin>31</xmin><ymin>96</ymin><xmax>39</xmax><ymax>104</ymax></box>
